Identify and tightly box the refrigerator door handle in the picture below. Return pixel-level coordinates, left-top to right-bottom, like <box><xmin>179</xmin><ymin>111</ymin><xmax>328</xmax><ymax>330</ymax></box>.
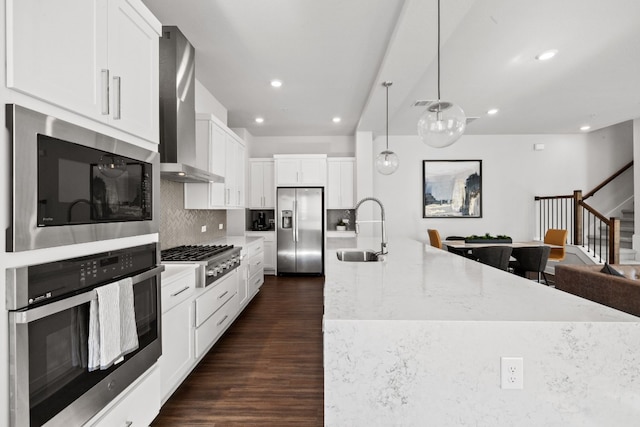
<box><xmin>293</xmin><ymin>200</ymin><xmax>298</xmax><ymax>242</ymax></box>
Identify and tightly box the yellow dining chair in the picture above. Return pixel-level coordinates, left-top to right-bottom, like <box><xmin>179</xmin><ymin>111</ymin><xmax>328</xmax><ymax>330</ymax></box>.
<box><xmin>427</xmin><ymin>229</ymin><xmax>442</xmax><ymax>249</ymax></box>
<box><xmin>544</xmin><ymin>229</ymin><xmax>568</xmax><ymax>262</ymax></box>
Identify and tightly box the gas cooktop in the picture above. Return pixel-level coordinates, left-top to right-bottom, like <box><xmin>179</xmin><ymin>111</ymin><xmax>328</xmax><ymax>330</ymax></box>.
<box><xmin>161</xmin><ymin>244</ymin><xmax>235</xmax><ymax>262</ymax></box>
<box><xmin>161</xmin><ymin>244</ymin><xmax>242</xmax><ymax>288</ymax></box>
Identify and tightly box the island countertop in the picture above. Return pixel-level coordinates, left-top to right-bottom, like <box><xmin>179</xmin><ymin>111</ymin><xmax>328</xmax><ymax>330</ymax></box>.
<box><xmin>323</xmin><ymin>237</ymin><xmax>640</xmax><ymax>426</ymax></box>
<box><xmin>324</xmin><ymin>237</ymin><xmax>638</xmax><ymax>323</ymax></box>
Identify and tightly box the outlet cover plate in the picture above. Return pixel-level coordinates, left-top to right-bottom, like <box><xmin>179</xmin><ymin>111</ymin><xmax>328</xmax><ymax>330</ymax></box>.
<box><xmin>501</xmin><ymin>357</ymin><xmax>524</xmax><ymax>389</ymax></box>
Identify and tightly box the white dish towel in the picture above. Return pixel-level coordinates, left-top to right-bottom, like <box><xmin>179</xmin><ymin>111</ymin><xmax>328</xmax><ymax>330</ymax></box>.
<box><xmin>119</xmin><ymin>277</ymin><xmax>139</xmax><ymax>356</ymax></box>
<box><xmin>88</xmin><ymin>277</ymin><xmax>138</xmax><ymax>371</ymax></box>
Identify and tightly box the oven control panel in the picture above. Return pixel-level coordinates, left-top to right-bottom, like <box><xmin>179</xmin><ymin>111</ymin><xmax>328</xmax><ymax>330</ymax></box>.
<box><xmin>8</xmin><ymin>243</ymin><xmax>157</xmax><ymax>309</ymax></box>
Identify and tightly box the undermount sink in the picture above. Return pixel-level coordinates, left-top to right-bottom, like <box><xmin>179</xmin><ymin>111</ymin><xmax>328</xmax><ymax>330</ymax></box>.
<box><xmin>336</xmin><ymin>249</ymin><xmax>383</xmax><ymax>262</ymax></box>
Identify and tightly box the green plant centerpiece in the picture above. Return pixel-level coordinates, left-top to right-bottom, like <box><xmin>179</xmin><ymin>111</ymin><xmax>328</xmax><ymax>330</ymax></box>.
<box><xmin>464</xmin><ymin>233</ymin><xmax>512</xmax><ymax>244</ymax></box>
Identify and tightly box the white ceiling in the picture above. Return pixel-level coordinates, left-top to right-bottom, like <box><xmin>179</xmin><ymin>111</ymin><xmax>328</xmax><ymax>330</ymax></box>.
<box><xmin>143</xmin><ymin>0</ymin><xmax>640</xmax><ymax>138</ymax></box>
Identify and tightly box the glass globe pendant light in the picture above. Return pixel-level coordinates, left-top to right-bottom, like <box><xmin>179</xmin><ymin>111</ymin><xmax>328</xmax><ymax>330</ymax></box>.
<box><xmin>417</xmin><ymin>0</ymin><xmax>466</xmax><ymax>148</ymax></box>
<box><xmin>375</xmin><ymin>81</ymin><xmax>399</xmax><ymax>175</ymax></box>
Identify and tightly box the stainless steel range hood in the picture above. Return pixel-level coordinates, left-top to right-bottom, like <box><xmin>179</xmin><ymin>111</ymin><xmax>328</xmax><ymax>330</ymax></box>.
<box><xmin>159</xmin><ymin>26</ymin><xmax>223</xmax><ymax>184</ymax></box>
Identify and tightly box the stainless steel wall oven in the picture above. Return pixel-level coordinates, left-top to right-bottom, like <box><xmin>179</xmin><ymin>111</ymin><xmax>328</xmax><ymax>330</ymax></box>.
<box><xmin>7</xmin><ymin>243</ymin><xmax>163</xmax><ymax>426</ymax></box>
<box><xmin>6</xmin><ymin>104</ymin><xmax>160</xmax><ymax>252</ymax></box>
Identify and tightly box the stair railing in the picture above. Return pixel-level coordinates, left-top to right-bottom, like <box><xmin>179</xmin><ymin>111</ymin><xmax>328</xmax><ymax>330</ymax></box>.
<box><xmin>534</xmin><ymin>160</ymin><xmax>632</xmax><ymax>264</ymax></box>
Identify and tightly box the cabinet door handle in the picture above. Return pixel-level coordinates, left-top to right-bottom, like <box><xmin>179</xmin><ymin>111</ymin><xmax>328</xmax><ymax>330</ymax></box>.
<box><xmin>170</xmin><ymin>286</ymin><xmax>190</xmax><ymax>297</ymax></box>
<box><xmin>101</xmin><ymin>69</ymin><xmax>110</xmax><ymax>115</ymax></box>
<box><xmin>296</xmin><ymin>171</ymin><xmax>299</xmax><ymax>182</ymax></box>
<box><xmin>125</xmin><ymin>422</ymin><xmax>133</xmax><ymax>427</ymax></box>
<box><xmin>216</xmin><ymin>314</ymin><xmax>229</xmax><ymax>326</ymax></box>
<box><xmin>217</xmin><ymin>290</ymin><xmax>229</xmax><ymax>300</ymax></box>
<box><xmin>237</xmin><ymin>190</ymin><xmax>240</xmax><ymax>205</ymax></box>
<box><xmin>113</xmin><ymin>76</ymin><xmax>121</xmax><ymax>120</ymax></box>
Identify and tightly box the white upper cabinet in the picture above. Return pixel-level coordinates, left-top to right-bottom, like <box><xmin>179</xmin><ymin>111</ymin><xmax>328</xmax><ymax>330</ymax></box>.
<box><xmin>274</xmin><ymin>154</ymin><xmax>327</xmax><ymax>186</ymax></box>
<box><xmin>249</xmin><ymin>159</ymin><xmax>275</xmax><ymax>208</ymax></box>
<box><xmin>230</xmin><ymin>137</ymin><xmax>245</xmax><ymax>208</ymax></box>
<box><xmin>327</xmin><ymin>158</ymin><xmax>355</xmax><ymax>209</ymax></box>
<box><xmin>106</xmin><ymin>0</ymin><xmax>161</xmax><ymax>142</ymax></box>
<box><xmin>184</xmin><ymin>115</ymin><xmax>245</xmax><ymax>209</ymax></box>
<box><xmin>6</xmin><ymin>0</ymin><xmax>161</xmax><ymax>143</ymax></box>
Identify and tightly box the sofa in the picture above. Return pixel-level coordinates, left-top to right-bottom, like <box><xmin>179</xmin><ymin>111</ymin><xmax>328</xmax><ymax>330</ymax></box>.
<box><xmin>555</xmin><ymin>264</ymin><xmax>640</xmax><ymax>317</ymax></box>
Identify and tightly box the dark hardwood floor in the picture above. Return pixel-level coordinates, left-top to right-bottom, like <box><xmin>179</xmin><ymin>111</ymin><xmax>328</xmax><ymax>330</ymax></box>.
<box><xmin>152</xmin><ymin>275</ymin><xmax>325</xmax><ymax>427</ymax></box>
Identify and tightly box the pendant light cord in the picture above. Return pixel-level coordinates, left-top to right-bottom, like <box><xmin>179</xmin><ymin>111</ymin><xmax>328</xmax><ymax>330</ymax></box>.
<box><xmin>437</xmin><ymin>0</ymin><xmax>441</xmax><ymax>101</ymax></box>
<box><xmin>383</xmin><ymin>81</ymin><xmax>393</xmax><ymax>150</ymax></box>
<box><xmin>386</xmin><ymin>82</ymin><xmax>389</xmax><ymax>150</ymax></box>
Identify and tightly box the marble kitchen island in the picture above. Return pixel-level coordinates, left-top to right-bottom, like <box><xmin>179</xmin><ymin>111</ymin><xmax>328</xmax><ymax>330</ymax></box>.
<box><xmin>324</xmin><ymin>238</ymin><xmax>640</xmax><ymax>427</ymax></box>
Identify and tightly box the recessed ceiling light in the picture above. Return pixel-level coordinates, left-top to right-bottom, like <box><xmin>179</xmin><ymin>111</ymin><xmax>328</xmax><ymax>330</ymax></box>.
<box><xmin>580</xmin><ymin>125</ymin><xmax>591</xmax><ymax>131</ymax></box>
<box><xmin>535</xmin><ymin>49</ymin><xmax>558</xmax><ymax>61</ymax></box>
<box><xmin>255</xmin><ymin>117</ymin><xmax>264</xmax><ymax>124</ymax></box>
<box><xmin>487</xmin><ymin>108</ymin><xmax>499</xmax><ymax>115</ymax></box>
<box><xmin>332</xmin><ymin>117</ymin><xmax>341</xmax><ymax>123</ymax></box>
<box><xmin>270</xmin><ymin>80</ymin><xmax>282</xmax><ymax>88</ymax></box>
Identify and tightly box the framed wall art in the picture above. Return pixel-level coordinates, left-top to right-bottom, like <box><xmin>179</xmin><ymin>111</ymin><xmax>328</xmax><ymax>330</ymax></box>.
<box><xmin>422</xmin><ymin>160</ymin><xmax>482</xmax><ymax>218</ymax></box>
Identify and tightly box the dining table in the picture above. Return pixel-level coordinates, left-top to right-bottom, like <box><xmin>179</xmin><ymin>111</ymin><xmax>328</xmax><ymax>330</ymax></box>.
<box><xmin>442</xmin><ymin>240</ymin><xmax>562</xmax><ymax>249</ymax></box>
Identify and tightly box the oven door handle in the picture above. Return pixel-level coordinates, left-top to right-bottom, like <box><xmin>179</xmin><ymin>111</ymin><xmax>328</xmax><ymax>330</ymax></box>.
<box><xmin>11</xmin><ymin>265</ymin><xmax>165</xmax><ymax>324</ymax></box>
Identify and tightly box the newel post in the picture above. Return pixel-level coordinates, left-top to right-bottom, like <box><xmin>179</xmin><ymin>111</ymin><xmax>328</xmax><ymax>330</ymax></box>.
<box><xmin>609</xmin><ymin>217</ymin><xmax>620</xmax><ymax>264</ymax></box>
<box><xmin>573</xmin><ymin>190</ymin><xmax>583</xmax><ymax>246</ymax></box>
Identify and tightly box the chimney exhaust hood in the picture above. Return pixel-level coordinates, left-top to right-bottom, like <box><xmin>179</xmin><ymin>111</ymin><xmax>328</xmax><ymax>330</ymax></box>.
<box><xmin>159</xmin><ymin>26</ymin><xmax>223</xmax><ymax>184</ymax></box>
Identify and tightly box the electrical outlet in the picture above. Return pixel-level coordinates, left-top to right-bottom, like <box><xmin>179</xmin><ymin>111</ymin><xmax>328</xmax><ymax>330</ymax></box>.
<box><xmin>201</xmin><ymin>225</ymin><xmax>207</xmax><ymax>233</ymax></box>
<box><xmin>219</xmin><ymin>223</ymin><xmax>224</xmax><ymax>230</ymax></box>
<box><xmin>501</xmin><ymin>357</ymin><xmax>524</xmax><ymax>389</ymax></box>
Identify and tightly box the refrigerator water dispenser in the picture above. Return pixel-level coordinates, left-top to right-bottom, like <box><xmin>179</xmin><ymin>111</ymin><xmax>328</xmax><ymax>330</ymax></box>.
<box><xmin>282</xmin><ymin>210</ymin><xmax>292</xmax><ymax>228</ymax></box>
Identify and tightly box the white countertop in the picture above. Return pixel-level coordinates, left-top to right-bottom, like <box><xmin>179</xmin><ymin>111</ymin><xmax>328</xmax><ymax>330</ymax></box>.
<box><xmin>210</xmin><ymin>235</ymin><xmax>263</xmax><ymax>248</ymax></box>
<box><xmin>161</xmin><ymin>263</ymin><xmax>198</xmax><ymax>283</ymax></box>
<box><xmin>324</xmin><ymin>237</ymin><xmax>639</xmax><ymax>323</ymax></box>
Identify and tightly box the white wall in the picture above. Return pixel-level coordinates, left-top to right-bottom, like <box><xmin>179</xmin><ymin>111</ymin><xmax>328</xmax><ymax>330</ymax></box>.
<box><xmin>249</xmin><ymin>136</ymin><xmax>355</xmax><ymax>158</ymax></box>
<box><xmin>195</xmin><ymin>78</ymin><xmax>228</xmax><ymax>124</ymax></box>
<box><xmin>368</xmin><ymin>129</ymin><xmax>633</xmax><ymax>243</ymax></box>
<box><xmin>582</xmin><ymin>121</ymin><xmax>634</xmax><ymax>216</ymax></box>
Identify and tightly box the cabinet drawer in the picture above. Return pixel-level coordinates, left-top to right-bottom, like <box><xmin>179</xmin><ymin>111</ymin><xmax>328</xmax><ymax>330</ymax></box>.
<box><xmin>248</xmin><ymin>241</ymin><xmax>264</xmax><ymax>257</ymax></box>
<box><xmin>249</xmin><ymin>270</ymin><xmax>264</xmax><ymax>295</ymax></box>
<box><xmin>161</xmin><ymin>268</ymin><xmax>196</xmax><ymax>314</ymax></box>
<box><xmin>194</xmin><ymin>271</ymin><xmax>237</xmax><ymax>327</ymax></box>
<box><xmin>249</xmin><ymin>252</ymin><xmax>264</xmax><ymax>277</ymax></box>
<box><xmin>90</xmin><ymin>365</ymin><xmax>160</xmax><ymax>427</ymax></box>
<box><xmin>195</xmin><ymin>293</ymin><xmax>239</xmax><ymax>358</ymax></box>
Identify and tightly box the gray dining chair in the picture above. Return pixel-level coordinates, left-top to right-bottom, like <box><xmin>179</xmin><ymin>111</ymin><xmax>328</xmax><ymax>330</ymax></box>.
<box><xmin>509</xmin><ymin>246</ymin><xmax>552</xmax><ymax>285</ymax></box>
<box><xmin>470</xmin><ymin>246</ymin><xmax>513</xmax><ymax>271</ymax></box>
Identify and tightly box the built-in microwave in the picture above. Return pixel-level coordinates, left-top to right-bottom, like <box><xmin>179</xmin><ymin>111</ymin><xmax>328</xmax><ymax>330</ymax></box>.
<box><xmin>6</xmin><ymin>104</ymin><xmax>160</xmax><ymax>252</ymax></box>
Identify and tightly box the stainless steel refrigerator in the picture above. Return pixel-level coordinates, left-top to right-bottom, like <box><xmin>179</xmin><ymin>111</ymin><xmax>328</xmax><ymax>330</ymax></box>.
<box><xmin>277</xmin><ymin>187</ymin><xmax>324</xmax><ymax>274</ymax></box>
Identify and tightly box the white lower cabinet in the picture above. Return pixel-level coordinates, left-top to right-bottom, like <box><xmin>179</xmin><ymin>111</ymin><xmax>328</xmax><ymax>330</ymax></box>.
<box><xmin>245</xmin><ymin>232</ymin><xmax>274</xmax><ymax>274</ymax></box>
<box><xmin>159</xmin><ymin>265</ymin><xmax>197</xmax><ymax>403</ymax></box>
<box><xmin>194</xmin><ymin>270</ymin><xmax>239</xmax><ymax>357</ymax></box>
<box><xmin>238</xmin><ymin>249</ymin><xmax>249</xmax><ymax>307</ymax></box>
<box><xmin>263</xmin><ymin>240</ymin><xmax>275</xmax><ymax>273</ymax></box>
<box><xmin>249</xmin><ymin>270</ymin><xmax>264</xmax><ymax>296</ymax></box>
<box><xmin>195</xmin><ymin>293</ymin><xmax>239</xmax><ymax>357</ymax></box>
<box><xmin>247</xmin><ymin>239</ymin><xmax>265</xmax><ymax>297</ymax></box>
<box><xmin>160</xmin><ymin>300</ymin><xmax>195</xmax><ymax>403</ymax></box>
<box><xmin>154</xmin><ymin>240</ymin><xmax>264</xmax><ymax>415</ymax></box>
<box><xmin>90</xmin><ymin>365</ymin><xmax>160</xmax><ymax>427</ymax></box>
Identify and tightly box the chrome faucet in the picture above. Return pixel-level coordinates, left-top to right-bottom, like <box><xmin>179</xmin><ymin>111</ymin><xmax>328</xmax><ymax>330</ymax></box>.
<box><xmin>354</xmin><ymin>197</ymin><xmax>387</xmax><ymax>255</ymax></box>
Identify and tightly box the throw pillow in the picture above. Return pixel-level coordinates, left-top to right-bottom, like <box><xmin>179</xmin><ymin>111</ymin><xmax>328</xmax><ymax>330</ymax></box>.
<box><xmin>600</xmin><ymin>263</ymin><xmax>624</xmax><ymax>277</ymax></box>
